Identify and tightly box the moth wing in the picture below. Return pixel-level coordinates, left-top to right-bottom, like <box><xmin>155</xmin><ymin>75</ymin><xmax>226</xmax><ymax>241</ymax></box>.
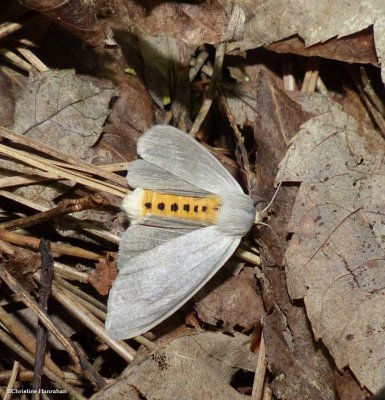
<box><xmin>137</xmin><ymin>125</ymin><xmax>243</xmax><ymax>194</ymax></box>
<box><xmin>106</xmin><ymin>226</ymin><xmax>240</xmax><ymax>339</ymax></box>
<box><xmin>118</xmin><ymin>224</ymin><xmax>192</xmax><ymax>269</ymax></box>
<box><xmin>126</xmin><ymin>159</ymin><xmax>210</xmax><ymax>197</ymax></box>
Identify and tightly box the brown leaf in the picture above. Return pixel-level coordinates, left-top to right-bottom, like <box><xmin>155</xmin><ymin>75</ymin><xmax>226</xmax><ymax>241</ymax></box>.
<box><xmin>88</xmin><ymin>254</ymin><xmax>117</xmax><ymax>296</ymax></box>
<box><xmin>2</xmin><ymin>69</ymin><xmax>114</xmax><ymax>205</ymax></box>
<box><xmin>1</xmin><ymin>247</ymin><xmax>40</xmax><ymax>293</ymax></box>
<box><xmin>227</xmin><ymin>1</ymin><xmax>385</xmax><ymax>81</ymax></box>
<box><xmin>261</xmin><ymin>267</ymin><xmax>335</xmax><ymax>400</ymax></box>
<box><xmin>279</xmin><ymin>92</ymin><xmax>385</xmax><ymax>392</ymax></box>
<box><xmin>335</xmin><ymin>369</ymin><xmax>370</xmax><ymax>400</ymax></box>
<box><xmin>267</xmin><ymin>28</ymin><xmax>377</xmax><ymax>66</ymax></box>
<box><xmin>195</xmin><ymin>267</ymin><xmax>264</xmax><ymax>331</ymax></box>
<box><xmin>90</xmin><ymin>331</ymin><xmax>258</xmax><ymax>400</ymax></box>
<box><xmin>21</xmin><ymin>0</ymin><xmax>105</xmax><ymax>47</ymax></box>
<box><xmin>120</xmin><ymin>0</ymin><xmax>228</xmax><ymax>45</ymax></box>
<box><xmin>100</xmin><ymin>79</ymin><xmax>155</xmax><ymax>164</ymax></box>
<box><xmin>253</xmin><ymin>71</ymin><xmax>312</xmax><ymax>261</ymax></box>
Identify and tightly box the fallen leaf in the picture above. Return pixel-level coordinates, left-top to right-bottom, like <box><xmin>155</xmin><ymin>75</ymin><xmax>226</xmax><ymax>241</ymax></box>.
<box><xmin>195</xmin><ymin>267</ymin><xmax>264</xmax><ymax>331</ymax></box>
<box><xmin>1</xmin><ymin>69</ymin><xmax>114</xmax><ymax>206</ymax></box>
<box><xmin>91</xmin><ymin>331</ymin><xmax>257</xmax><ymax>400</ymax></box>
<box><xmin>1</xmin><ymin>247</ymin><xmax>40</xmax><ymax>293</ymax></box>
<box><xmin>278</xmin><ymin>92</ymin><xmax>385</xmax><ymax>392</ymax></box>
<box><xmin>88</xmin><ymin>254</ymin><xmax>117</xmax><ymax>296</ymax></box>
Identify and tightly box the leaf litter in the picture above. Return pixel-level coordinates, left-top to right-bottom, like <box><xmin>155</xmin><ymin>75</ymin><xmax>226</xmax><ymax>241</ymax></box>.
<box><xmin>1</xmin><ymin>1</ymin><xmax>385</xmax><ymax>399</ymax></box>
<box><xmin>277</xmin><ymin>92</ymin><xmax>385</xmax><ymax>392</ymax></box>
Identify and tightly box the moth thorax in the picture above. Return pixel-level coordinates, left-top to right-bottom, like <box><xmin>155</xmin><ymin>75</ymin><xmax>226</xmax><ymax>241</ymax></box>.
<box><xmin>216</xmin><ymin>192</ymin><xmax>255</xmax><ymax>236</ymax></box>
<box><xmin>123</xmin><ymin>188</ymin><xmax>221</xmax><ymax>224</ymax></box>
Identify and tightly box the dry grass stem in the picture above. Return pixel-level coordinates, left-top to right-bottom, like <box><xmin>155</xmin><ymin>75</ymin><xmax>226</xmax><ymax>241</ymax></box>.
<box><xmin>0</xmin><ymin>264</ymin><xmax>82</xmax><ymax>368</ymax></box>
<box><xmin>17</xmin><ymin>47</ymin><xmax>49</xmax><ymax>72</ymax></box>
<box><xmin>3</xmin><ymin>360</ymin><xmax>20</xmax><ymax>400</ymax></box>
<box><xmin>54</xmin><ymin>275</ymin><xmax>106</xmax><ymax>311</ymax></box>
<box><xmin>0</xmin><ymin>328</ymin><xmax>87</xmax><ymax>400</ymax></box>
<box><xmin>0</xmin><ymin>230</ymin><xmax>101</xmax><ymax>260</ymax></box>
<box><xmin>0</xmin><ymin>305</ymin><xmax>62</xmax><ymax>377</ymax></box>
<box><xmin>235</xmin><ymin>248</ymin><xmax>261</xmax><ymax>265</ymax></box>
<box><xmin>53</xmin><ymin>262</ymin><xmax>89</xmax><ymax>283</ymax></box>
<box><xmin>42</xmin><ymin>276</ymin><xmax>136</xmax><ymax>363</ymax></box>
<box><xmin>0</xmin><ymin>143</ymin><xmax>126</xmax><ymax>197</ymax></box>
<box><xmin>251</xmin><ymin>334</ymin><xmax>267</xmax><ymax>400</ymax></box>
<box><xmin>1</xmin><ymin>49</ymin><xmax>31</xmax><ymax>71</ymax></box>
<box><xmin>0</xmin><ymin>126</ymin><xmax>127</xmax><ymax>187</ymax></box>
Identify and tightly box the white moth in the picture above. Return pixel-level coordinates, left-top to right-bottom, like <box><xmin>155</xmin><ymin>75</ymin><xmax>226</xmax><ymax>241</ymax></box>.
<box><xmin>106</xmin><ymin>125</ymin><xmax>256</xmax><ymax>339</ymax></box>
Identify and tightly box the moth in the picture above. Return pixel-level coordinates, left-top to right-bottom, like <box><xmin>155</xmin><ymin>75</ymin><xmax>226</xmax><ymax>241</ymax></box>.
<box><xmin>106</xmin><ymin>125</ymin><xmax>258</xmax><ymax>339</ymax></box>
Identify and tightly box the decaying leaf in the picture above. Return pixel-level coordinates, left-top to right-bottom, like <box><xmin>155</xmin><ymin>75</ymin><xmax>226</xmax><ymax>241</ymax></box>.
<box><xmin>1</xmin><ymin>69</ymin><xmax>114</xmax><ymax>205</ymax></box>
<box><xmin>1</xmin><ymin>247</ymin><xmax>41</xmax><ymax>293</ymax></box>
<box><xmin>278</xmin><ymin>92</ymin><xmax>385</xmax><ymax>392</ymax></box>
<box><xmin>229</xmin><ymin>0</ymin><xmax>384</xmax><ymax>78</ymax></box>
<box><xmin>11</xmin><ymin>69</ymin><xmax>113</xmax><ymax>161</ymax></box>
<box><xmin>121</xmin><ymin>0</ymin><xmax>229</xmax><ymax>46</ymax></box>
<box><xmin>88</xmin><ymin>254</ymin><xmax>117</xmax><ymax>296</ymax></box>
<box><xmin>195</xmin><ymin>266</ymin><xmax>264</xmax><ymax>331</ymax></box>
<box><xmin>91</xmin><ymin>331</ymin><xmax>258</xmax><ymax>400</ymax></box>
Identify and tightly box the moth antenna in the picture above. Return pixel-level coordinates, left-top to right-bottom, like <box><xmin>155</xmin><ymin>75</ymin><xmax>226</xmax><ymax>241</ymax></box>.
<box><xmin>253</xmin><ymin>148</ymin><xmax>292</xmax><ymax>265</ymax></box>
<box><xmin>257</xmin><ymin>221</ymin><xmax>289</xmax><ymax>267</ymax></box>
<box><xmin>260</xmin><ymin>150</ymin><xmax>291</xmax><ymax>216</ymax></box>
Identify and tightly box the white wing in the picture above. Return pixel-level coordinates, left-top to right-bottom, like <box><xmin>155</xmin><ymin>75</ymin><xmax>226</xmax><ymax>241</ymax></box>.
<box><xmin>118</xmin><ymin>224</ymin><xmax>191</xmax><ymax>269</ymax></box>
<box><xmin>137</xmin><ymin>125</ymin><xmax>243</xmax><ymax>194</ymax></box>
<box><xmin>126</xmin><ymin>159</ymin><xmax>210</xmax><ymax>197</ymax></box>
<box><xmin>106</xmin><ymin>226</ymin><xmax>240</xmax><ymax>339</ymax></box>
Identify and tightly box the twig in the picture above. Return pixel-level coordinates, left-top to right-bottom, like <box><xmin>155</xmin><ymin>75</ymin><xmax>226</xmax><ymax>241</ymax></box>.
<box><xmin>0</xmin><ymin>190</ymin><xmax>121</xmax><ymax>245</ymax></box>
<box><xmin>60</xmin><ymin>284</ymin><xmax>107</xmax><ymax>320</ymax></box>
<box><xmin>360</xmin><ymin>67</ymin><xmax>385</xmax><ymax>115</ymax></box>
<box><xmin>189</xmin><ymin>2</ymin><xmax>245</xmax><ymax>136</ymax></box>
<box><xmin>54</xmin><ymin>274</ymin><xmax>106</xmax><ymax>311</ymax></box>
<box><xmin>219</xmin><ymin>90</ymin><xmax>253</xmax><ymax>189</ymax></box>
<box><xmin>0</xmin><ymin>195</ymin><xmax>109</xmax><ymax>231</ymax></box>
<box><xmin>32</xmin><ymin>239</ymin><xmax>54</xmax><ymax>399</ymax></box>
<box><xmin>0</xmin><ymin>328</ymin><xmax>87</xmax><ymax>400</ymax></box>
<box><xmin>34</xmin><ymin>273</ymin><xmax>136</xmax><ymax>363</ymax></box>
<box><xmin>0</xmin><ymin>230</ymin><xmax>101</xmax><ymax>260</ymax></box>
<box><xmin>17</xmin><ymin>46</ymin><xmax>49</xmax><ymax>72</ymax></box>
<box><xmin>53</xmin><ymin>262</ymin><xmax>89</xmax><ymax>283</ymax></box>
<box><xmin>235</xmin><ymin>248</ymin><xmax>261</xmax><ymax>265</ymax></box>
<box><xmin>0</xmin><ymin>143</ymin><xmax>126</xmax><ymax>197</ymax></box>
<box><xmin>301</xmin><ymin>58</ymin><xmax>320</xmax><ymax>92</ymax></box>
<box><xmin>3</xmin><ymin>361</ymin><xmax>20</xmax><ymax>400</ymax></box>
<box><xmin>0</xmin><ymin>264</ymin><xmax>81</xmax><ymax>368</ymax></box>
<box><xmin>0</xmin><ymin>49</ymin><xmax>31</xmax><ymax>71</ymax></box>
<box><xmin>0</xmin><ymin>370</ymin><xmax>86</xmax><ymax>386</ymax></box>
<box><xmin>72</xmin><ymin>342</ymin><xmax>107</xmax><ymax>389</ymax></box>
<box><xmin>189</xmin><ymin>49</ymin><xmax>209</xmax><ymax>81</ymax></box>
<box><xmin>251</xmin><ymin>334</ymin><xmax>267</xmax><ymax>400</ymax></box>
<box><xmin>189</xmin><ymin>42</ymin><xmax>226</xmax><ymax>137</ymax></box>
<box><xmin>0</xmin><ymin>305</ymin><xmax>62</xmax><ymax>377</ymax></box>
<box><xmin>0</xmin><ymin>126</ymin><xmax>127</xmax><ymax>187</ymax></box>
<box><xmin>282</xmin><ymin>58</ymin><xmax>295</xmax><ymax>91</ymax></box>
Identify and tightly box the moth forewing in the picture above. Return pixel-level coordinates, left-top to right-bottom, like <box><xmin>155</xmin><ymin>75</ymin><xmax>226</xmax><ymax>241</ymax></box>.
<box><xmin>106</xmin><ymin>125</ymin><xmax>257</xmax><ymax>340</ymax></box>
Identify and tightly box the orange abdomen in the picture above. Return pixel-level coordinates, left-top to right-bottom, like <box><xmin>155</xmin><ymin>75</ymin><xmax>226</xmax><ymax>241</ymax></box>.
<box><xmin>141</xmin><ymin>190</ymin><xmax>221</xmax><ymax>224</ymax></box>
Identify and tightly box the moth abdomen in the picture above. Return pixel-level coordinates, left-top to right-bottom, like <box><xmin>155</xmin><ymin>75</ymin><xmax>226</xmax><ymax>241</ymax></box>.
<box><xmin>123</xmin><ymin>188</ymin><xmax>221</xmax><ymax>224</ymax></box>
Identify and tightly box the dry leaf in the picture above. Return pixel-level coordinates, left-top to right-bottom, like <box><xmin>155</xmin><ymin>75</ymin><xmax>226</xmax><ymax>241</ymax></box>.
<box><xmin>88</xmin><ymin>254</ymin><xmax>117</xmax><ymax>296</ymax></box>
<box><xmin>229</xmin><ymin>0</ymin><xmax>384</xmax><ymax>78</ymax></box>
<box><xmin>121</xmin><ymin>0</ymin><xmax>228</xmax><ymax>45</ymax></box>
<box><xmin>1</xmin><ymin>69</ymin><xmax>114</xmax><ymax>205</ymax></box>
<box><xmin>1</xmin><ymin>247</ymin><xmax>40</xmax><ymax>293</ymax></box>
<box><xmin>21</xmin><ymin>0</ymin><xmax>105</xmax><ymax>46</ymax></box>
<box><xmin>11</xmin><ymin>69</ymin><xmax>113</xmax><ymax>161</ymax></box>
<box><xmin>91</xmin><ymin>331</ymin><xmax>258</xmax><ymax>400</ymax></box>
<box><xmin>195</xmin><ymin>267</ymin><xmax>264</xmax><ymax>331</ymax></box>
<box><xmin>278</xmin><ymin>92</ymin><xmax>385</xmax><ymax>392</ymax></box>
